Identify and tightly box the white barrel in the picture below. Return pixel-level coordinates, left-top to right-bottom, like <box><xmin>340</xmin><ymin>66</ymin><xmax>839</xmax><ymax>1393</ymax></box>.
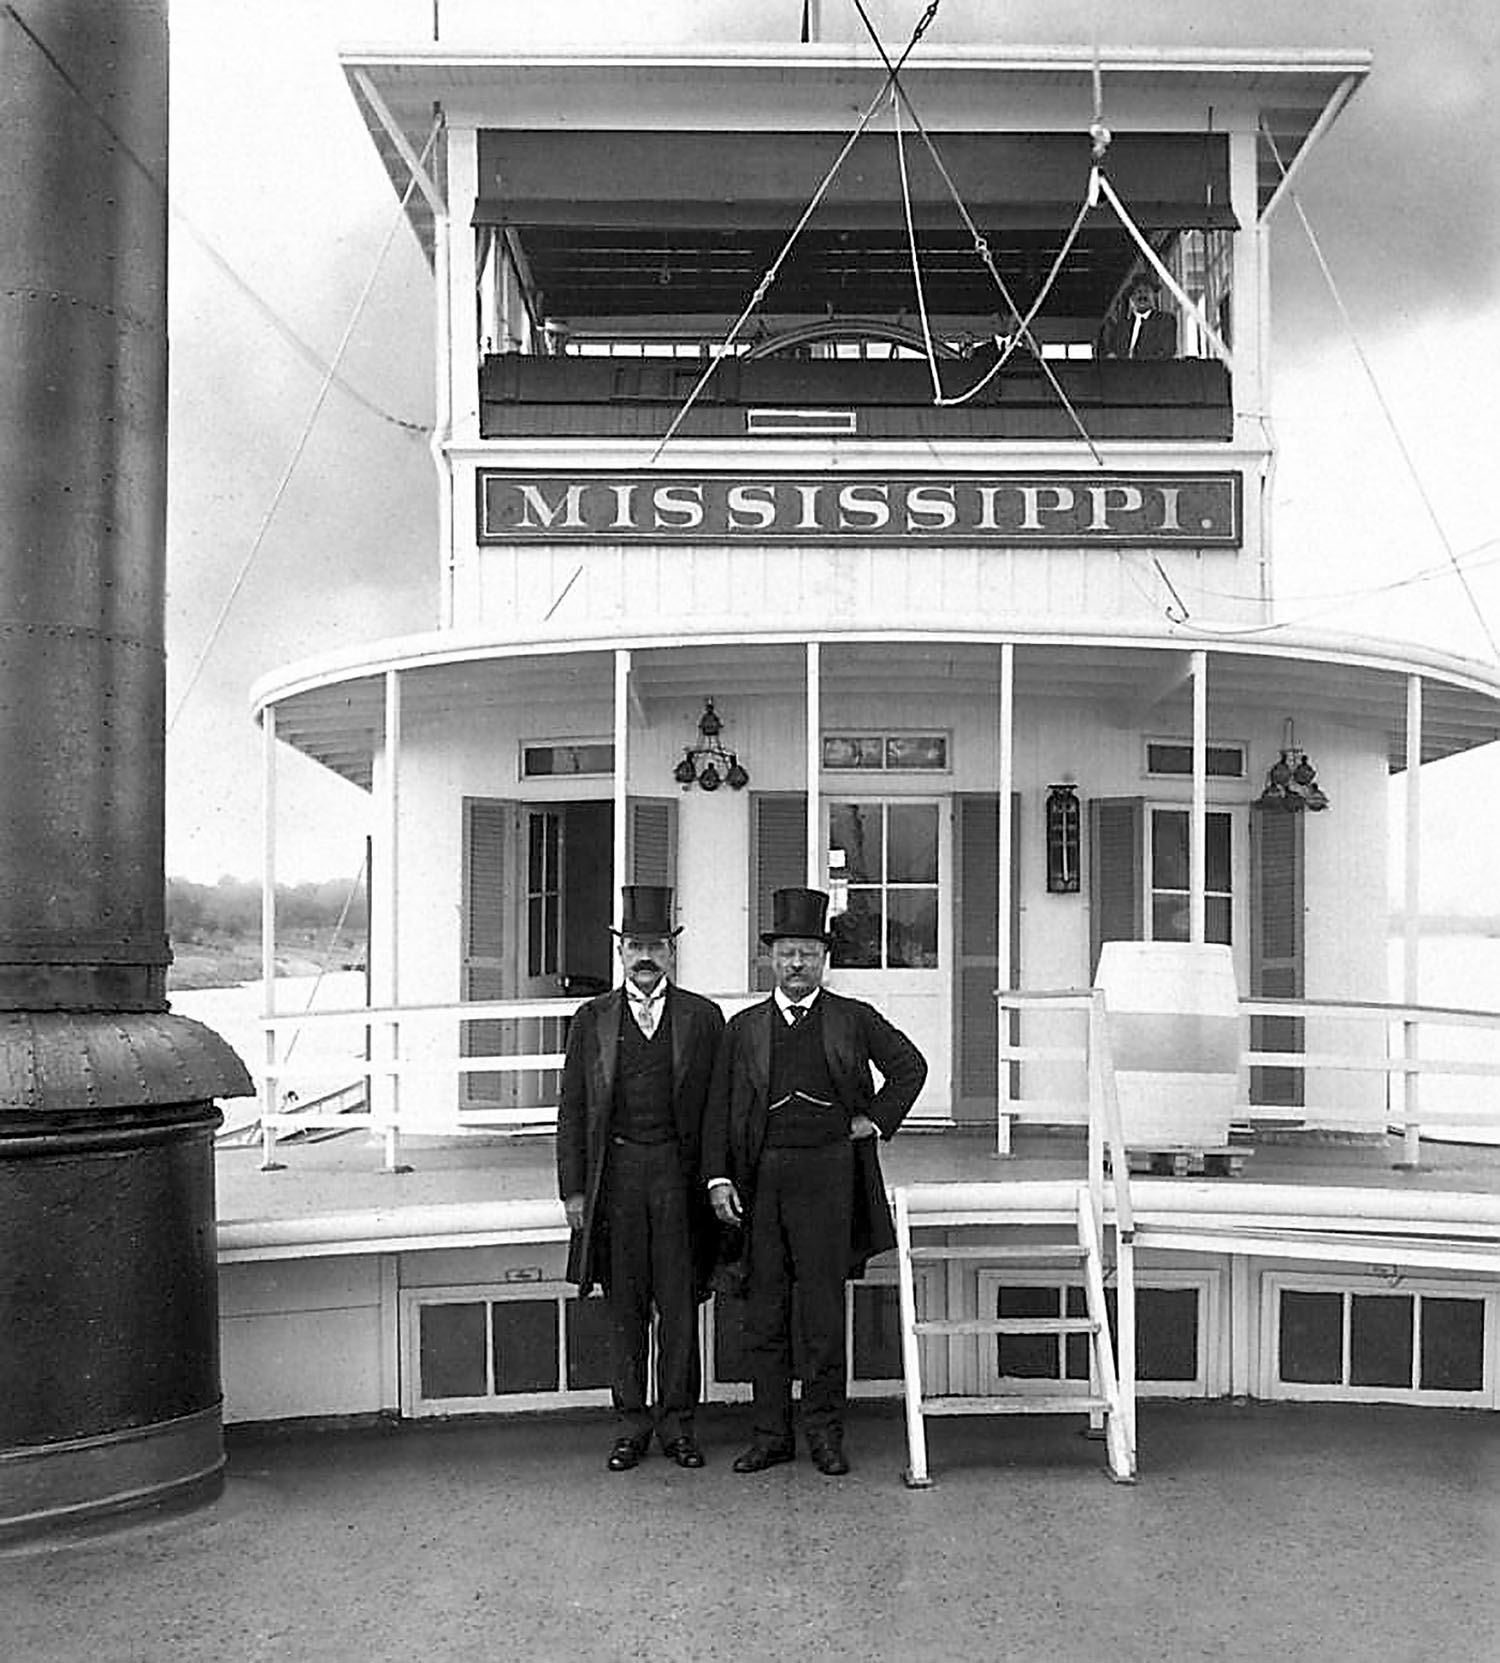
<box><xmin>1093</xmin><ymin>941</ymin><xmax>1240</xmax><ymax>1149</ymax></box>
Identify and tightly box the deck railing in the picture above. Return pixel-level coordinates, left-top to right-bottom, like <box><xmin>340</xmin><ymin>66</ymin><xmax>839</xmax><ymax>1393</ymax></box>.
<box><xmin>248</xmin><ymin>993</ymin><xmax>766</xmax><ymax>1172</ymax></box>
<box><xmin>998</xmin><ymin>991</ymin><xmax>1500</xmax><ymax>1164</ymax></box>
<box><xmin>236</xmin><ymin>990</ymin><xmax>1500</xmax><ymax>1173</ymax></box>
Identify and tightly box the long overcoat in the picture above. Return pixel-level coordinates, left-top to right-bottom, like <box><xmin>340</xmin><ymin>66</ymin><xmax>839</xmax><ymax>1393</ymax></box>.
<box><xmin>556</xmin><ymin>983</ymin><xmax>725</xmax><ymax>1296</ymax></box>
<box><xmin>702</xmin><ymin>989</ymin><xmax>927</xmax><ymax>1280</ymax></box>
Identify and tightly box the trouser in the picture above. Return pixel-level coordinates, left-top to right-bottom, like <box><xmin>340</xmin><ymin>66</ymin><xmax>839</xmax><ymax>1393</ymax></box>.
<box><xmin>744</xmin><ymin>1139</ymin><xmax>854</xmax><ymax>1443</ymax></box>
<box><xmin>603</xmin><ymin>1137</ymin><xmax>700</xmax><ymax>1445</ymax></box>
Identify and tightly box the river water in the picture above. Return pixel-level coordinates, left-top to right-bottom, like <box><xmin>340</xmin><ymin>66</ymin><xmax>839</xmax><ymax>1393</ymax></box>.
<box><xmin>171</xmin><ymin>970</ymin><xmax>369</xmax><ymax>1133</ymax></box>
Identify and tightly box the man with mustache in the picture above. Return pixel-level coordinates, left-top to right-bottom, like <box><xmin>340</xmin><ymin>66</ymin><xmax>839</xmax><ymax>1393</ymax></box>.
<box><xmin>1098</xmin><ymin>276</ymin><xmax>1176</xmax><ymax>361</ymax></box>
<box><xmin>704</xmin><ymin>887</ymin><xmax>926</xmax><ymax>1476</ymax></box>
<box><xmin>557</xmin><ymin>886</ymin><xmax>724</xmax><ymax>1472</ymax></box>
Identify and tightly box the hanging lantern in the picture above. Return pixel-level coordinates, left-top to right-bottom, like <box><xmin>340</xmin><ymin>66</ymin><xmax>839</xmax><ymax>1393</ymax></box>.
<box><xmin>671</xmin><ymin>699</ymin><xmax>750</xmax><ymax>792</ymax></box>
<box><xmin>1045</xmin><ymin>783</ymin><xmax>1081</xmax><ymax>894</ymax></box>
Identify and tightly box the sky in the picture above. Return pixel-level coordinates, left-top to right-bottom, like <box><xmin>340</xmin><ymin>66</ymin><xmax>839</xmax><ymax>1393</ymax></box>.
<box><xmin>160</xmin><ymin>0</ymin><xmax>1500</xmax><ymax>909</ymax></box>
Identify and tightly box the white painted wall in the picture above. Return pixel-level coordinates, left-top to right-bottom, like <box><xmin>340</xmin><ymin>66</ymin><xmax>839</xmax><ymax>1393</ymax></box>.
<box><xmin>456</xmin><ymin>514</ymin><xmax>1267</xmax><ymax>642</ymax></box>
<box><xmin>220</xmin><ymin>1257</ymin><xmax>389</xmax><ymax>1424</ymax></box>
<box><xmin>360</xmin><ymin>666</ymin><xmax>1394</xmax><ymax>1132</ymax></box>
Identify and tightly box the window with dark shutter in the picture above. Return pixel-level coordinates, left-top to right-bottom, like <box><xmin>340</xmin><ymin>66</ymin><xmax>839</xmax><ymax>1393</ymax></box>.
<box><xmin>1088</xmin><ymin>796</ymin><xmax>1145</xmax><ymax>977</ymax></box>
<box><xmin>751</xmin><ymin>794</ymin><xmax>807</xmax><ymax>990</ymax></box>
<box><xmin>626</xmin><ymin>797</ymin><xmax>677</xmax><ymax>886</ymax></box>
<box><xmin>1250</xmin><ymin>806</ymin><xmax>1305</xmax><ymax>1108</ymax></box>
<box><xmin>461</xmin><ymin>798</ymin><xmax>513</xmax><ymax>1104</ymax></box>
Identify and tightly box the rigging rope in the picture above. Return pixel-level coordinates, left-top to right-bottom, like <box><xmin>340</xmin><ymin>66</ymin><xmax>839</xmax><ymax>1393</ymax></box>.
<box><xmin>168</xmin><ymin>120</ymin><xmax>442</xmax><ymax>733</ymax></box>
<box><xmin>1261</xmin><ymin>120</ymin><xmax>1500</xmax><ymax>664</ymax></box>
<box><xmin>3</xmin><ymin>5</ymin><xmax>428</xmax><ymax>438</ymax></box>
<box><xmin>847</xmin><ymin>0</ymin><xmax>1105</xmax><ymax>458</ymax></box>
<box><xmin>1092</xmin><ymin>171</ymin><xmax>1233</xmax><ymax>365</ymax></box>
<box><xmin>278</xmin><ymin>850</ymin><xmax>370</xmax><ymax>1068</ymax></box>
<box><xmin>892</xmin><ymin>90</ymin><xmax>945</xmax><ymax>402</ymax></box>
<box><xmin>649</xmin><ymin>1</ymin><xmax>944</xmax><ymax>460</ymax></box>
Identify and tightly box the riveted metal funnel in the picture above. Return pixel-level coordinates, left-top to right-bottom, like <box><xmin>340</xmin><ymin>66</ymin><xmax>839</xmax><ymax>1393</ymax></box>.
<box><xmin>0</xmin><ymin>0</ymin><xmax>252</xmax><ymax>1540</ymax></box>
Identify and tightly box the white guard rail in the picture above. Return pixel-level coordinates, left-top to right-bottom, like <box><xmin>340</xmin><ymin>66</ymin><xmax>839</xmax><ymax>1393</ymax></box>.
<box><xmin>249</xmin><ymin>993</ymin><xmax>765</xmax><ymax>1172</ymax></box>
<box><xmin>998</xmin><ymin>991</ymin><xmax>1500</xmax><ymax>1166</ymax></box>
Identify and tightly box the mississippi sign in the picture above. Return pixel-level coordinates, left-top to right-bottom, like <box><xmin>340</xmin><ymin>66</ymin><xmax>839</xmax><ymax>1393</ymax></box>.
<box><xmin>477</xmin><ymin>471</ymin><xmax>1241</xmax><ymax>547</ymax></box>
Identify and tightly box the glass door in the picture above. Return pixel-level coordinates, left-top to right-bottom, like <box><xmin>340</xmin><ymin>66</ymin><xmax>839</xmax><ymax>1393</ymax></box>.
<box><xmin>825</xmin><ymin>798</ymin><xmax>949</xmax><ymax>1120</ymax></box>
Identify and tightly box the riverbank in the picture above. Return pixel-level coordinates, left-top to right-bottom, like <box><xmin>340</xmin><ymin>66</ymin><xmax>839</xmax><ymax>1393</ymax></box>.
<box><xmin>169</xmin><ymin>932</ymin><xmax>364</xmax><ymax>990</ymax></box>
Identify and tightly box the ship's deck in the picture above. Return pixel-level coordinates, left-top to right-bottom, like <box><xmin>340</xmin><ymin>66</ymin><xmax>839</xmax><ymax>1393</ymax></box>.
<box><xmin>6</xmin><ymin>1399</ymin><xmax>1498</xmax><ymax>1662</ymax></box>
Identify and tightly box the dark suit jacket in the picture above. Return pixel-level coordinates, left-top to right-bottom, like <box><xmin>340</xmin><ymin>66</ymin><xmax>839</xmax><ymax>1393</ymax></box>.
<box><xmin>556</xmin><ymin>983</ymin><xmax>725</xmax><ymax>1296</ymax></box>
<box><xmin>1098</xmin><ymin>306</ymin><xmax>1175</xmax><ymax>360</ymax></box>
<box><xmin>703</xmin><ymin>989</ymin><xmax>927</xmax><ymax>1279</ymax></box>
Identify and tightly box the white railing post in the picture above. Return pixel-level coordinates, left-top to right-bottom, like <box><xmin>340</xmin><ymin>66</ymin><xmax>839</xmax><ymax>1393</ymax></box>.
<box><xmin>382</xmin><ymin>669</ymin><xmax>407</xmax><ymax>1174</ymax></box>
<box><xmin>996</xmin><ymin>641</ymin><xmax>1015</xmax><ymax>1157</ymax></box>
<box><xmin>613</xmin><ymin>649</ymin><xmax>630</xmax><ymax>918</ymax></box>
<box><xmin>893</xmin><ymin>1188</ymin><xmax>931</xmax><ymax>1488</ymax></box>
<box><xmin>1401</xmin><ymin>673</ymin><xmax>1423</xmax><ymax>1167</ymax></box>
<box><xmin>1190</xmin><ymin>650</ymin><xmax>1207</xmax><ymax>945</ymax></box>
<box><xmin>1085</xmin><ymin>992</ymin><xmax>1106</xmax><ymax>1238</ymax></box>
<box><xmin>259</xmin><ymin>704</ymin><xmax>284</xmax><ymax>1170</ymax></box>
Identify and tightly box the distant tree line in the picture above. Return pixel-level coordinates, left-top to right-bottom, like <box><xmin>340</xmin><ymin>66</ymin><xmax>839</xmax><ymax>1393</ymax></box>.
<box><xmin>166</xmin><ymin>875</ymin><xmax>368</xmax><ymax>940</ymax></box>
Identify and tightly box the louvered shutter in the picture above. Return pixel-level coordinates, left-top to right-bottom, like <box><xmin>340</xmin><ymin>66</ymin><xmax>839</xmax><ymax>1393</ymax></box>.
<box><xmin>955</xmin><ymin>793</ymin><xmax>1022</xmax><ymax>1110</ymax></box>
<box><xmin>1089</xmin><ymin>796</ymin><xmax>1145</xmax><ymax>977</ymax></box>
<box><xmin>1250</xmin><ymin>806</ymin><xmax>1305</xmax><ymax>1108</ymax></box>
<box><xmin>751</xmin><ymin>794</ymin><xmax>807</xmax><ymax>990</ymax></box>
<box><xmin>461</xmin><ymin>799</ymin><xmax>511</xmax><ymax>1104</ymax></box>
<box><xmin>626</xmin><ymin>797</ymin><xmax>677</xmax><ymax>886</ymax></box>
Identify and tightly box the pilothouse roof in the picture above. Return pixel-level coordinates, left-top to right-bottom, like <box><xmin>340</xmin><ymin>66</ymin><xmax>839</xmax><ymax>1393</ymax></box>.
<box><xmin>342</xmin><ymin>43</ymin><xmax>1370</xmax><ymax>305</ymax></box>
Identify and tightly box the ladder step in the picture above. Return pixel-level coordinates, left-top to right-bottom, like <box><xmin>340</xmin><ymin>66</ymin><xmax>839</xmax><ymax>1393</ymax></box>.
<box><xmin>907</xmin><ymin>1244</ymin><xmax>1086</xmax><ymax>1262</ymax></box>
<box><xmin>920</xmin><ymin>1394</ymin><xmax>1111</xmax><ymax>1417</ymax></box>
<box><xmin>913</xmin><ymin>1316</ymin><xmax>1098</xmax><ymax>1337</ymax></box>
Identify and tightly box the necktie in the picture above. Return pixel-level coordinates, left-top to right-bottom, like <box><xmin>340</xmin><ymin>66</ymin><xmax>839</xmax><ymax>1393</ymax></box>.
<box><xmin>786</xmin><ymin>1004</ymin><xmax>805</xmax><ymax>1026</ymax></box>
<box><xmin>635</xmin><ymin>996</ymin><xmax>657</xmax><ymax>1038</ymax></box>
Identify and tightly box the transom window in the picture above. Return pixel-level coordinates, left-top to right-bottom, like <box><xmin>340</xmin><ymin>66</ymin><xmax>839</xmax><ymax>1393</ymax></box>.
<box><xmin>521</xmin><ymin>741</ymin><xmax>614</xmax><ymax>778</ymax></box>
<box><xmin>823</xmin><ymin>733</ymin><xmax>948</xmax><ymax>772</ymax></box>
<box><xmin>827</xmin><ymin>800</ymin><xmax>940</xmax><ymax>969</ymax></box>
<box><xmin>1145</xmin><ymin>740</ymin><xmax>1245</xmax><ymax>779</ymax></box>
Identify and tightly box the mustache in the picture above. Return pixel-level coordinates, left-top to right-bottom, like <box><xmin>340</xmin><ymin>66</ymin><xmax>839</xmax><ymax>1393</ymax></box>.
<box><xmin>630</xmin><ymin>959</ymin><xmax>661</xmax><ymax>973</ymax></box>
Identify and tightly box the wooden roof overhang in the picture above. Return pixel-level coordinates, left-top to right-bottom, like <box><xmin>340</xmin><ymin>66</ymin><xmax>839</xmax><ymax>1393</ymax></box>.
<box><xmin>341</xmin><ymin>45</ymin><xmax>1370</xmax><ymax>294</ymax></box>
<box><xmin>251</xmin><ymin>623</ymin><xmax>1500</xmax><ymax>794</ymax></box>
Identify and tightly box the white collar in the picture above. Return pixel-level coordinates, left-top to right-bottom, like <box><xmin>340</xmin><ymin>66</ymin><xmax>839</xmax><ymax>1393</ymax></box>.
<box><xmin>773</xmin><ymin>987</ymin><xmax>821</xmax><ymax>1017</ymax></box>
<box><xmin>626</xmin><ymin>979</ymin><xmax>669</xmax><ymax>1006</ymax></box>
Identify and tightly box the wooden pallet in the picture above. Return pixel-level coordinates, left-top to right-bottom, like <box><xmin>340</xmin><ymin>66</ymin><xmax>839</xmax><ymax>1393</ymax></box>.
<box><xmin>1108</xmin><ymin>1146</ymin><xmax>1250</xmax><ymax>1178</ymax></box>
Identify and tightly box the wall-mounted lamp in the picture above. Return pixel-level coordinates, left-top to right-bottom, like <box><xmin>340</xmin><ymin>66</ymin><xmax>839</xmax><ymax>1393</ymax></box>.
<box><xmin>1045</xmin><ymin>783</ymin><xmax>1081</xmax><ymax>893</ymax></box>
<box><xmin>1254</xmin><ymin>722</ymin><xmax>1329</xmax><ymax>813</ymax></box>
<box><xmin>673</xmin><ymin>699</ymin><xmax>749</xmax><ymax>793</ymax></box>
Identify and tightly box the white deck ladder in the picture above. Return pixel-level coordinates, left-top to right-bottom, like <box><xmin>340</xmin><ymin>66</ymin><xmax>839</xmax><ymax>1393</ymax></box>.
<box><xmin>894</xmin><ymin>990</ymin><xmax>1138</xmax><ymax>1485</ymax></box>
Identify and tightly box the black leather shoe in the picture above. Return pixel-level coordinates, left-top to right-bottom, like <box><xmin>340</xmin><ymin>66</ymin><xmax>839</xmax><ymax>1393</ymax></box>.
<box><xmin>732</xmin><ymin>1440</ymin><xmax>796</xmax><ymax>1474</ymax></box>
<box><xmin>606</xmin><ymin>1437</ymin><xmax>648</xmax><ymax>1472</ymax></box>
<box><xmin>662</xmin><ymin>1435</ymin><xmax>705</xmax><ymax>1469</ymax></box>
<box><xmin>807</xmin><ymin>1433</ymin><xmax>850</xmax><ymax>1476</ymax></box>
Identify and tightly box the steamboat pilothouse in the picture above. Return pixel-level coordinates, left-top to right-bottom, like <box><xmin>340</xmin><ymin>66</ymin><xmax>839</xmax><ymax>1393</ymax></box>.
<box><xmin>228</xmin><ymin>27</ymin><xmax>1500</xmax><ymax>1464</ymax></box>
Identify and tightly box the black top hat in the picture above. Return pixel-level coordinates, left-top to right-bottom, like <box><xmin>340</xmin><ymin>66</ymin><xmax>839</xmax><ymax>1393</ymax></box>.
<box><xmin>760</xmin><ymin>886</ymin><xmax>831</xmax><ymax>946</ymax></box>
<box><xmin>612</xmin><ymin>885</ymin><xmax>682</xmax><ymax>938</ymax></box>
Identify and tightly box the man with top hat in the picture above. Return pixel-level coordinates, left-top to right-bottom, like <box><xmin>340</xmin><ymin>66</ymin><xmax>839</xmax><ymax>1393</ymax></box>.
<box><xmin>704</xmin><ymin>887</ymin><xmax>927</xmax><ymax>1476</ymax></box>
<box><xmin>557</xmin><ymin>885</ymin><xmax>724</xmax><ymax>1472</ymax></box>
